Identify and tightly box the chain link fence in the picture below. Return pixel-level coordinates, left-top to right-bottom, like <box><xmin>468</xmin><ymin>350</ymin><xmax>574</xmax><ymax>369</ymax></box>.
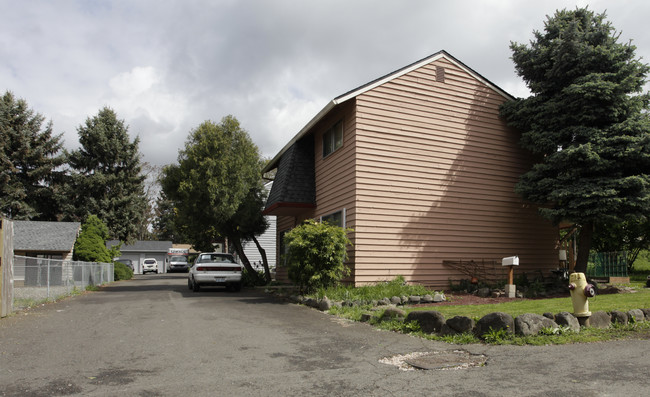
<box><xmin>12</xmin><ymin>255</ymin><xmax>114</xmax><ymax>311</ymax></box>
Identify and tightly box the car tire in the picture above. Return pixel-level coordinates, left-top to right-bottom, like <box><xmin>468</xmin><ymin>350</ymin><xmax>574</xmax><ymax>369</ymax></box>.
<box><xmin>192</xmin><ymin>279</ymin><xmax>200</xmax><ymax>292</ymax></box>
<box><xmin>187</xmin><ymin>278</ymin><xmax>193</xmax><ymax>290</ymax></box>
<box><xmin>231</xmin><ymin>282</ymin><xmax>242</xmax><ymax>292</ymax></box>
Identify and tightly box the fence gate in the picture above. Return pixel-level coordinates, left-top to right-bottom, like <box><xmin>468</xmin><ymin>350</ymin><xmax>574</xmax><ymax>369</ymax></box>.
<box><xmin>587</xmin><ymin>251</ymin><xmax>628</xmax><ymax>278</ymax></box>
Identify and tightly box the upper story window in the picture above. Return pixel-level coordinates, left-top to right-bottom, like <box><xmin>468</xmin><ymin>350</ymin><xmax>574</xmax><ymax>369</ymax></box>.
<box><xmin>322</xmin><ymin>120</ymin><xmax>343</xmax><ymax>158</ymax></box>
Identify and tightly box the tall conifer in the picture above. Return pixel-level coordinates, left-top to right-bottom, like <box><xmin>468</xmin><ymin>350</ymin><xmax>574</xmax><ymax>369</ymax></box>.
<box><xmin>66</xmin><ymin>107</ymin><xmax>147</xmax><ymax>242</ymax></box>
<box><xmin>0</xmin><ymin>91</ymin><xmax>65</xmax><ymax>220</ymax></box>
<box><xmin>501</xmin><ymin>8</ymin><xmax>650</xmax><ymax>272</ymax></box>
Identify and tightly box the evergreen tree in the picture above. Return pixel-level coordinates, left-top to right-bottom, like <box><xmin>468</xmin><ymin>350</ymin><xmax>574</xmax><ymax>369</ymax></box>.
<box><xmin>152</xmin><ymin>190</ymin><xmax>188</xmax><ymax>243</ymax></box>
<box><xmin>73</xmin><ymin>214</ymin><xmax>118</xmax><ymax>262</ymax></box>
<box><xmin>0</xmin><ymin>91</ymin><xmax>65</xmax><ymax>220</ymax></box>
<box><xmin>65</xmin><ymin>107</ymin><xmax>147</xmax><ymax>242</ymax></box>
<box><xmin>501</xmin><ymin>8</ymin><xmax>650</xmax><ymax>272</ymax></box>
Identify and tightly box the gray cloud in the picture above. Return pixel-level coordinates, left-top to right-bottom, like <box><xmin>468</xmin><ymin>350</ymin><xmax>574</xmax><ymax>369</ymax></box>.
<box><xmin>2</xmin><ymin>0</ymin><xmax>649</xmax><ymax>167</ymax></box>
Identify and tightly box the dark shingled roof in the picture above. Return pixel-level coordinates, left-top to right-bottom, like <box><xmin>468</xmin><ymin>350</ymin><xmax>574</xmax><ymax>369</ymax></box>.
<box><xmin>13</xmin><ymin>220</ymin><xmax>81</xmax><ymax>252</ymax></box>
<box><xmin>264</xmin><ymin>136</ymin><xmax>316</xmax><ymax>212</ymax></box>
<box><xmin>106</xmin><ymin>240</ymin><xmax>172</xmax><ymax>252</ymax></box>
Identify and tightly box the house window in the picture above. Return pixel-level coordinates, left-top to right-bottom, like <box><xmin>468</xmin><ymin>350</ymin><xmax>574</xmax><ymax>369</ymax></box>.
<box><xmin>320</xmin><ymin>209</ymin><xmax>345</xmax><ymax>228</ymax></box>
<box><xmin>322</xmin><ymin>120</ymin><xmax>343</xmax><ymax>158</ymax></box>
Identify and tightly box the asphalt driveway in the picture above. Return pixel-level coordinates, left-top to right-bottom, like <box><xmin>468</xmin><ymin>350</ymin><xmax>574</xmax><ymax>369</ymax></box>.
<box><xmin>1</xmin><ymin>274</ymin><xmax>649</xmax><ymax>396</ymax></box>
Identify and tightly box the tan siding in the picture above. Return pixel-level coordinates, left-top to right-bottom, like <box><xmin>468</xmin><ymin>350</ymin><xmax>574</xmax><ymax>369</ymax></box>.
<box><xmin>353</xmin><ymin>59</ymin><xmax>557</xmax><ymax>288</ymax></box>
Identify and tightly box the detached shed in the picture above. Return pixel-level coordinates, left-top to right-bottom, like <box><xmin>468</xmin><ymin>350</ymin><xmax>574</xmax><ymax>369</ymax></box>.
<box><xmin>12</xmin><ymin>221</ymin><xmax>81</xmax><ymax>286</ymax></box>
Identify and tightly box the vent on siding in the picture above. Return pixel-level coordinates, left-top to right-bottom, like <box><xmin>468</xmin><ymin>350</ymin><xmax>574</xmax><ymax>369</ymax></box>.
<box><xmin>436</xmin><ymin>66</ymin><xmax>445</xmax><ymax>83</ymax></box>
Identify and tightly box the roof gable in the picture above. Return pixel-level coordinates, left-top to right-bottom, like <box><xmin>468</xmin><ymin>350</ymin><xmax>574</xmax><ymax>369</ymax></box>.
<box><xmin>13</xmin><ymin>220</ymin><xmax>81</xmax><ymax>252</ymax></box>
<box><xmin>264</xmin><ymin>50</ymin><xmax>513</xmax><ymax>172</ymax></box>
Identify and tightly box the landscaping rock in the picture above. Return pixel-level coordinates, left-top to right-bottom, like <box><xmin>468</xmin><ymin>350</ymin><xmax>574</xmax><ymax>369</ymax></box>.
<box><xmin>421</xmin><ymin>294</ymin><xmax>434</xmax><ymax>303</ymax></box>
<box><xmin>609</xmin><ymin>310</ymin><xmax>628</xmax><ymax>325</ymax></box>
<box><xmin>445</xmin><ymin>316</ymin><xmax>475</xmax><ymax>334</ymax></box>
<box><xmin>380</xmin><ymin>307</ymin><xmax>406</xmax><ymax>322</ymax></box>
<box><xmin>318</xmin><ymin>297</ymin><xmax>332</xmax><ymax>311</ymax></box>
<box><xmin>477</xmin><ymin>287</ymin><xmax>491</xmax><ymax>298</ymax></box>
<box><xmin>433</xmin><ymin>292</ymin><xmax>446</xmax><ymax>302</ymax></box>
<box><xmin>515</xmin><ymin>313</ymin><xmax>559</xmax><ymax>336</ymax></box>
<box><xmin>474</xmin><ymin>312</ymin><xmax>514</xmax><ymax>338</ymax></box>
<box><xmin>641</xmin><ymin>308</ymin><xmax>650</xmax><ymax>321</ymax></box>
<box><xmin>491</xmin><ymin>291</ymin><xmax>501</xmax><ymax>298</ymax></box>
<box><xmin>588</xmin><ymin>311</ymin><xmax>611</xmax><ymax>328</ymax></box>
<box><xmin>331</xmin><ymin>301</ymin><xmax>343</xmax><ymax>309</ymax></box>
<box><xmin>627</xmin><ymin>309</ymin><xmax>645</xmax><ymax>323</ymax></box>
<box><xmin>360</xmin><ymin>313</ymin><xmax>372</xmax><ymax>322</ymax></box>
<box><xmin>304</xmin><ymin>298</ymin><xmax>319</xmax><ymax>308</ymax></box>
<box><xmin>543</xmin><ymin>312</ymin><xmax>555</xmax><ymax>320</ymax></box>
<box><xmin>377</xmin><ymin>298</ymin><xmax>391</xmax><ymax>306</ymax></box>
<box><xmin>554</xmin><ymin>312</ymin><xmax>580</xmax><ymax>332</ymax></box>
<box><xmin>401</xmin><ymin>296</ymin><xmax>409</xmax><ymax>305</ymax></box>
<box><xmin>404</xmin><ymin>311</ymin><xmax>445</xmax><ymax>333</ymax></box>
<box><xmin>408</xmin><ymin>295</ymin><xmax>421</xmax><ymax>304</ymax></box>
<box><xmin>390</xmin><ymin>296</ymin><xmax>402</xmax><ymax>305</ymax></box>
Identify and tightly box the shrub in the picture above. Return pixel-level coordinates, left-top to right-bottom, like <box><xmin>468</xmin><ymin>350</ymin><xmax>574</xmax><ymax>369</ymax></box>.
<box><xmin>285</xmin><ymin>219</ymin><xmax>352</xmax><ymax>293</ymax></box>
<box><xmin>242</xmin><ymin>268</ymin><xmax>267</xmax><ymax>287</ymax></box>
<box><xmin>73</xmin><ymin>215</ymin><xmax>115</xmax><ymax>263</ymax></box>
<box><xmin>114</xmin><ymin>261</ymin><xmax>133</xmax><ymax>281</ymax></box>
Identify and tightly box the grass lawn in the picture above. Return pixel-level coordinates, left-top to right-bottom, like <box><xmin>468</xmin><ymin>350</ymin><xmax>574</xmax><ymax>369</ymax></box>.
<box><xmin>412</xmin><ymin>288</ymin><xmax>650</xmax><ymax>319</ymax></box>
<box><xmin>319</xmin><ymin>275</ymin><xmax>650</xmax><ymax>345</ymax></box>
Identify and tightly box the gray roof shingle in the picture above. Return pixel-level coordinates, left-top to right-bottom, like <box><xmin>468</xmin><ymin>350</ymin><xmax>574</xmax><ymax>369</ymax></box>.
<box><xmin>13</xmin><ymin>220</ymin><xmax>81</xmax><ymax>252</ymax></box>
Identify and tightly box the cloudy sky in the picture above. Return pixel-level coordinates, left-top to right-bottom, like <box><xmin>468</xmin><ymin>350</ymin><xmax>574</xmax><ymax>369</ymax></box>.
<box><xmin>2</xmin><ymin>0</ymin><xmax>649</xmax><ymax>167</ymax></box>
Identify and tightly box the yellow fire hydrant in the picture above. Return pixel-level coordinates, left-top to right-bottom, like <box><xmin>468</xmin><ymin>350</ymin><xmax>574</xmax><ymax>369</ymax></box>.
<box><xmin>568</xmin><ymin>272</ymin><xmax>596</xmax><ymax>326</ymax></box>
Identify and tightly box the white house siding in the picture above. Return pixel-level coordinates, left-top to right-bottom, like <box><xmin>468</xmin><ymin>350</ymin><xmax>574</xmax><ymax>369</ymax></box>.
<box><xmin>241</xmin><ymin>215</ymin><xmax>277</xmax><ymax>269</ymax></box>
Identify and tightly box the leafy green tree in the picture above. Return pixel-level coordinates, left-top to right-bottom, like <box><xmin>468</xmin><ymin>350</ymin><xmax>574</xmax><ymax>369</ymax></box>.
<box><xmin>160</xmin><ymin>115</ymin><xmax>270</xmax><ymax>282</ymax></box>
<box><xmin>73</xmin><ymin>215</ymin><xmax>119</xmax><ymax>263</ymax></box>
<box><xmin>284</xmin><ymin>219</ymin><xmax>352</xmax><ymax>294</ymax></box>
<box><xmin>0</xmin><ymin>91</ymin><xmax>65</xmax><ymax>220</ymax></box>
<box><xmin>500</xmin><ymin>8</ymin><xmax>650</xmax><ymax>273</ymax></box>
<box><xmin>65</xmin><ymin>107</ymin><xmax>147</xmax><ymax>242</ymax></box>
<box><xmin>592</xmin><ymin>218</ymin><xmax>650</xmax><ymax>271</ymax></box>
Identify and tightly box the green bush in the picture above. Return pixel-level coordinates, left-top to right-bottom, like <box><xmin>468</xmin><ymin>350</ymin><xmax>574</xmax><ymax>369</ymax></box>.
<box><xmin>114</xmin><ymin>261</ymin><xmax>134</xmax><ymax>281</ymax></box>
<box><xmin>285</xmin><ymin>219</ymin><xmax>352</xmax><ymax>293</ymax></box>
<box><xmin>73</xmin><ymin>215</ymin><xmax>115</xmax><ymax>263</ymax></box>
<box><xmin>241</xmin><ymin>268</ymin><xmax>267</xmax><ymax>287</ymax></box>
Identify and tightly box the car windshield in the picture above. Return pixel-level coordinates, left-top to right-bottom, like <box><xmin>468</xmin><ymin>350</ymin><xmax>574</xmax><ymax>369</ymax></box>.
<box><xmin>169</xmin><ymin>255</ymin><xmax>187</xmax><ymax>263</ymax></box>
<box><xmin>198</xmin><ymin>254</ymin><xmax>235</xmax><ymax>263</ymax></box>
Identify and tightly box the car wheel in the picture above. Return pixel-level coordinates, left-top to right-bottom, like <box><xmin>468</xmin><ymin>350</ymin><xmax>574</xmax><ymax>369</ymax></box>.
<box><xmin>192</xmin><ymin>279</ymin><xmax>200</xmax><ymax>292</ymax></box>
<box><xmin>231</xmin><ymin>282</ymin><xmax>242</xmax><ymax>292</ymax></box>
<box><xmin>187</xmin><ymin>278</ymin><xmax>193</xmax><ymax>290</ymax></box>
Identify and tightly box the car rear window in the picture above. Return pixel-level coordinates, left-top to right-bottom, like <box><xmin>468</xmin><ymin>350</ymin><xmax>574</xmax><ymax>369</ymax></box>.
<box><xmin>144</xmin><ymin>259</ymin><xmax>156</xmax><ymax>264</ymax></box>
<box><xmin>198</xmin><ymin>254</ymin><xmax>235</xmax><ymax>263</ymax></box>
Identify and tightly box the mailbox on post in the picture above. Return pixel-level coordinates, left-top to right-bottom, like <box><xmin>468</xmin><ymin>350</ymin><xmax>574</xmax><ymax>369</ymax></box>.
<box><xmin>502</xmin><ymin>256</ymin><xmax>519</xmax><ymax>298</ymax></box>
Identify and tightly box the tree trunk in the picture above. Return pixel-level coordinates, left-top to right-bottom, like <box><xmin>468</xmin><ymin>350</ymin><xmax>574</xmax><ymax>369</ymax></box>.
<box><xmin>574</xmin><ymin>222</ymin><xmax>594</xmax><ymax>274</ymax></box>
<box><xmin>251</xmin><ymin>235</ymin><xmax>272</xmax><ymax>283</ymax></box>
<box><xmin>230</xmin><ymin>235</ymin><xmax>263</xmax><ymax>284</ymax></box>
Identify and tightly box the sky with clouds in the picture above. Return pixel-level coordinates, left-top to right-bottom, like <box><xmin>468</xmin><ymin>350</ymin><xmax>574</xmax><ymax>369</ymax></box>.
<box><xmin>2</xmin><ymin>0</ymin><xmax>649</xmax><ymax>168</ymax></box>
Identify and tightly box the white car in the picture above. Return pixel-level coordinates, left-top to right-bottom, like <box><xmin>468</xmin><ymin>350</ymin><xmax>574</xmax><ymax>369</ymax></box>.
<box><xmin>188</xmin><ymin>253</ymin><xmax>242</xmax><ymax>292</ymax></box>
<box><xmin>142</xmin><ymin>258</ymin><xmax>158</xmax><ymax>274</ymax></box>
